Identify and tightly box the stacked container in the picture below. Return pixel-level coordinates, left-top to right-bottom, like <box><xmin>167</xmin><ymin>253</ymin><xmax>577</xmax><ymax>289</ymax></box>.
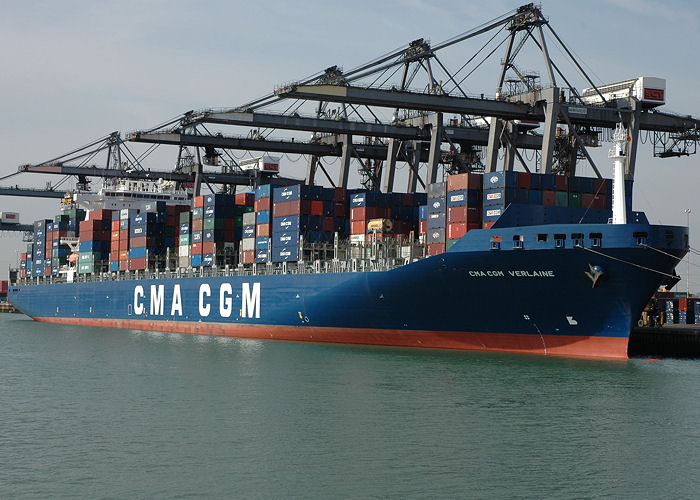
<box><xmin>251</xmin><ymin>185</ymin><xmax>274</xmax><ymax>264</ymax></box>
<box><xmin>446</xmin><ymin>173</ymin><xmax>483</xmax><ymax>249</ymax></box>
<box><xmin>272</xmin><ymin>185</ymin><xmax>322</xmax><ymax>262</ymax></box>
<box><xmin>128</xmin><ymin>210</ymin><xmax>164</xmax><ymax>270</ymax></box>
<box><xmin>482</xmin><ymin>171</ymin><xmax>518</xmax><ymax>229</ymax></box>
<box><xmin>178</xmin><ymin>210</ymin><xmax>191</xmax><ymax>268</ymax></box>
<box><xmin>116</xmin><ymin>209</ymin><xmax>138</xmax><ymax>271</ymax></box>
<box><xmin>78</xmin><ymin>210</ymin><xmax>112</xmax><ymax>274</ymax></box>
<box><xmin>191</xmin><ymin>196</ymin><xmax>205</xmax><ymax>267</ymax></box>
<box><xmin>50</xmin><ymin>214</ymin><xmax>72</xmax><ymax>275</ymax></box>
<box><xmin>426</xmin><ymin>182</ymin><xmax>447</xmax><ymax>256</ymax></box>
<box><xmin>349</xmin><ymin>190</ymin><xmax>388</xmax><ymax>245</ymax></box>
<box><xmin>201</xmin><ymin>194</ymin><xmax>236</xmax><ymax>267</ymax></box>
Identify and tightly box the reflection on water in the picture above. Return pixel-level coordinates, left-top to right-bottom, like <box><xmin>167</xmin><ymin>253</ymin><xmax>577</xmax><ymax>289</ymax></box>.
<box><xmin>0</xmin><ymin>314</ymin><xmax>697</xmax><ymax>499</ymax></box>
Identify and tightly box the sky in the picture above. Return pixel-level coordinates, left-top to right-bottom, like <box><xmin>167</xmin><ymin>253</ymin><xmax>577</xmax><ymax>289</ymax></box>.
<box><xmin>1</xmin><ymin>0</ymin><xmax>699</xmax><ymax>290</ymax></box>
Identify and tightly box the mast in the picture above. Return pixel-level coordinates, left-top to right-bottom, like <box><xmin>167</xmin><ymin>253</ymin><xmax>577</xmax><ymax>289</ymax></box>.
<box><xmin>610</xmin><ymin>123</ymin><xmax>628</xmax><ymax>224</ymax></box>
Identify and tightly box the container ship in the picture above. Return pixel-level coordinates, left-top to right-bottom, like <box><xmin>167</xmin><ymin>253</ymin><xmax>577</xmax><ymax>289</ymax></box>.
<box><xmin>7</xmin><ymin>126</ymin><xmax>689</xmax><ymax>359</ymax></box>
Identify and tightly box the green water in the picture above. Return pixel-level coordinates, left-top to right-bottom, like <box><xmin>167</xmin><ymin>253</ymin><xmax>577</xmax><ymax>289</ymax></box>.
<box><xmin>0</xmin><ymin>314</ymin><xmax>697</xmax><ymax>499</ymax></box>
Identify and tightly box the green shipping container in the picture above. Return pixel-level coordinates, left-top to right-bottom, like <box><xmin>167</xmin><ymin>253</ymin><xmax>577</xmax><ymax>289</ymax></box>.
<box><xmin>234</xmin><ymin>215</ymin><xmax>243</xmax><ymax>227</ymax></box>
<box><xmin>234</xmin><ymin>205</ymin><xmax>255</xmax><ymax>216</ymax></box>
<box><xmin>568</xmin><ymin>192</ymin><xmax>582</xmax><ymax>208</ymax></box>
<box><xmin>555</xmin><ymin>191</ymin><xmax>568</xmax><ymax>207</ymax></box>
<box><xmin>180</xmin><ymin>211</ymin><xmax>191</xmax><ymax>223</ymax></box>
<box><xmin>203</xmin><ymin>218</ymin><xmax>225</xmax><ymax>230</ymax></box>
<box><xmin>27</xmin><ymin>243</ymin><xmax>34</xmax><ymax>252</ymax></box>
<box><xmin>79</xmin><ymin>251</ymin><xmax>103</xmax><ymax>263</ymax></box>
<box><xmin>78</xmin><ymin>262</ymin><xmax>94</xmax><ymax>274</ymax></box>
<box><xmin>179</xmin><ymin>234</ymin><xmax>191</xmax><ymax>246</ymax></box>
<box><xmin>54</xmin><ymin>214</ymin><xmax>70</xmax><ymax>223</ymax></box>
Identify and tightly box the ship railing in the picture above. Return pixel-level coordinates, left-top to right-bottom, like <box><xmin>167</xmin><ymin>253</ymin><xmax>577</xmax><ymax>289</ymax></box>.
<box><xmin>15</xmin><ymin>257</ymin><xmax>417</xmax><ymax>286</ymax></box>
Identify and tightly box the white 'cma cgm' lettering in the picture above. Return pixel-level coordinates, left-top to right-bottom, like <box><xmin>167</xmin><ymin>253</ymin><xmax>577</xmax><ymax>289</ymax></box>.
<box><xmin>468</xmin><ymin>270</ymin><xmax>555</xmax><ymax>277</ymax></box>
<box><xmin>133</xmin><ymin>282</ymin><xmax>260</xmax><ymax>318</ymax></box>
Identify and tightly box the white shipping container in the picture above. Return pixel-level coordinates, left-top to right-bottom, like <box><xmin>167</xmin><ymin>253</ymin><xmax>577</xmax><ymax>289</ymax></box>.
<box><xmin>241</xmin><ymin>237</ymin><xmax>255</xmax><ymax>251</ymax></box>
<box><xmin>349</xmin><ymin>234</ymin><xmax>366</xmax><ymax>245</ymax></box>
<box><xmin>242</xmin><ymin>212</ymin><xmax>256</xmax><ymax>226</ymax></box>
<box><xmin>1</xmin><ymin>212</ymin><xmax>20</xmax><ymax>224</ymax></box>
<box><xmin>178</xmin><ymin>246</ymin><xmax>190</xmax><ymax>257</ymax></box>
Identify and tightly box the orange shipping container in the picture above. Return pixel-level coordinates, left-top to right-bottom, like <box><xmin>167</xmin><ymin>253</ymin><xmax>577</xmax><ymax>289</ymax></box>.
<box><xmin>256</xmin><ymin>223</ymin><xmax>270</xmax><ymax>237</ymax></box>
<box><xmin>427</xmin><ymin>243</ymin><xmax>446</xmax><ymax>256</ymax></box>
<box><xmin>447</xmin><ymin>172</ymin><xmax>482</xmax><ymax>192</ymax></box>
<box><xmin>350</xmin><ymin>220</ymin><xmax>366</xmax><ymax>234</ymax></box>
<box><xmin>241</xmin><ymin>250</ymin><xmax>255</xmax><ymax>264</ymax></box>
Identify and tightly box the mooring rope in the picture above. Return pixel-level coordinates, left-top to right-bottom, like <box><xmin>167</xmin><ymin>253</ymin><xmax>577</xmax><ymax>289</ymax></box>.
<box><xmin>581</xmin><ymin>246</ymin><xmax>678</xmax><ymax>279</ymax></box>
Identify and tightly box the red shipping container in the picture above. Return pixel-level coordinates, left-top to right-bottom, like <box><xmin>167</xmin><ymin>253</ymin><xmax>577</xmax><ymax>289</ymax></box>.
<box><xmin>191</xmin><ymin>242</ymin><xmax>202</xmax><ymax>255</ymax></box>
<box><xmin>192</xmin><ymin>219</ymin><xmax>204</xmax><ymax>231</ymax></box>
<box><xmin>542</xmin><ymin>190</ymin><xmax>556</xmax><ymax>206</ymax></box>
<box><xmin>241</xmin><ymin>250</ymin><xmax>255</xmax><ymax>264</ymax></box>
<box><xmin>334</xmin><ymin>202</ymin><xmax>346</xmax><ymax>217</ymax></box>
<box><xmin>21</xmin><ymin>252</ymin><xmax>27</xmax><ymax>260</ymax></box>
<box><xmin>224</xmin><ymin>219</ymin><xmax>236</xmax><ymax>231</ymax></box>
<box><xmin>581</xmin><ymin>193</ymin><xmax>594</xmax><ymax>208</ymax></box>
<box><xmin>79</xmin><ymin>219</ymin><xmax>102</xmax><ymax>232</ymax></box>
<box><xmin>119</xmin><ymin>261</ymin><xmax>128</xmax><ymax>271</ymax></box>
<box><xmin>448</xmin><ymin>222</ymin><xmax>468</xmax><ymax>240</ymax></box>
<box><xmin>110</xmin><ymin>241</ymin><xmax>120</xmax><ymax>253</ymax></box>
<box><xmin>129</xmin><ymin>257</ymin><xmax>147</xmax><ymax>270</ymax></box>
<box><xmin>110</xmin><ymin>231</ymin><xmax>119</xmax><ymax>241</ymax></box>
<box><xmin>427</xmin><ymin>243</ymin><xmax>446</xmax><ymax>256</ymax></box>
<box><xmin>130</xmin><ymin>236</ymin><xmax>158</xmax><ymax>248</ymax></box>
<box><xmin>45</xmin><ymin>249</ymin><xmax>52</xmax><ymax>259</ymax></box>
<box><xmin>482</xmin><ymin>221</ymin><xmax>496</xmax><ymax>229</ymax></box>
<box><xmin>274</xmin><ymin>199</ymin><xmax>311</xmax><ymax>217</ymax></box>
<box><xmin>322</xmin><ymin>217</ymin><xmax>335</xmax><ymax>232</ymax></box>
<box><xmin>193</xmin><ymin>196</ymin><xmax>205</xmax><ymax>208</ymax></box>
<box><xmin>202</xmin><ymin>241</ymin><xmax>215</xmax><ymax>254</ymax></box>
<box><xmin>119</xmin><ymin>239</ymin><xmax>129</xmax><ymax>251</ymax></box>
<box><xmin>517</xmin><ymin>172</ymin><xmax>531</xmax><ymax>189</ymax></box>
<box><xmin>448</xmin><ymin>206</ymin><xmax>481</xmax><ymax>223</ymax></box>
<box><xmin>402</xmin><ymin>193</ymin><xmax>414</xmax><ymax>207</ymax></box>
<box><xmin>419</xmin><ymin>220</ymin><xmax>427</xmax><ymax>235</ymax></box>
<box><xmin>310</xmin><ymin>200</ymin><xmax>324</xmax><ymax>216</ymax></box>
<box><xmin>591</xmin><ymin>194</ymin><xmax>606</xmax><ymax>209</ymax></box>
<box><xmin>119</xmin><ymin>250</ymin><xmax>129</xmax><ymax>260</ymax></box>
<box><xmin>166</xmin><ymin>215</ymin><xmax>178</xmax><ymax>227</ymax></box>
<box><xmin>679</xmin><ymin>298</ymin><xmax>688</xmax><ymax>311</ymax></box>
<box><xmin>447</xmin><ymin>172</ymin><xmax>482</xmax><ymax>192</ymax></box>
<box><xmin>333</xmin><ymin>187</ymin><xmax>347</xmax><ymax>202</ymax></box>
<box><xmin>555</xmin><ymin>176</ymin><xmax>568</xmax><ymax>191</ymax></box>
<box><xmin>119</xmin><ymin>229</ymin><xmax>129</xmax><ymax>240</ymax></box>
<box><xmin>111</xmin><ymin>220</ymin><xmax>120</xmax><ymax>231</ymax></box>
<box><xmin>45</xmin><ymin>267</ymin><xmax>52</xmax><ymax>277</ymax></box>
<box><xmin>236</xmin><ymin>192</ymin><xmax>255</xmax><ymax>206</ymax></box>
<box><xmin>351</xmin><ymin>220</ymin><xmax>367</xmax><ymax>234</ymax></box>
<box><xmin>351</xmin><ymin>206</ymin><xmax>384</xmax><ymax>221</ymax></box>
<box><xmin>89</xmin><ymin>209</ymin><xmax>112</xmax><ymax>221</ymax></box>
<box><xmin>255</xmin><ymin>197</ymin><xmax>271</xmax><ymax>212</ymax></box>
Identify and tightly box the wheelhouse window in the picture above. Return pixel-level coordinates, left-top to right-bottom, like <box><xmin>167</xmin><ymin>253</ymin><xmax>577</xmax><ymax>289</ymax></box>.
<box><xmin>572</xmin><ymin>233</ymin><xmax>584</xmax><ymax>248</ymax></box>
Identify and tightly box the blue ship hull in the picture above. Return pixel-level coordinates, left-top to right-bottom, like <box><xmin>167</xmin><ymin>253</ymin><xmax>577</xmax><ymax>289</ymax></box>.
<box><xmin>9</xmin><ymin>222</ymin><xmax>687</xmax><ymax>359</ymax></box>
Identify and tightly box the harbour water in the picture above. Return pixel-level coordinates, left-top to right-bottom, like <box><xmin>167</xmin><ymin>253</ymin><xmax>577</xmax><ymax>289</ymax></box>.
<box><xmin>1</xmin><ymin>313</ymin><xmax>697</xmax><ymax>499</ymax></box>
